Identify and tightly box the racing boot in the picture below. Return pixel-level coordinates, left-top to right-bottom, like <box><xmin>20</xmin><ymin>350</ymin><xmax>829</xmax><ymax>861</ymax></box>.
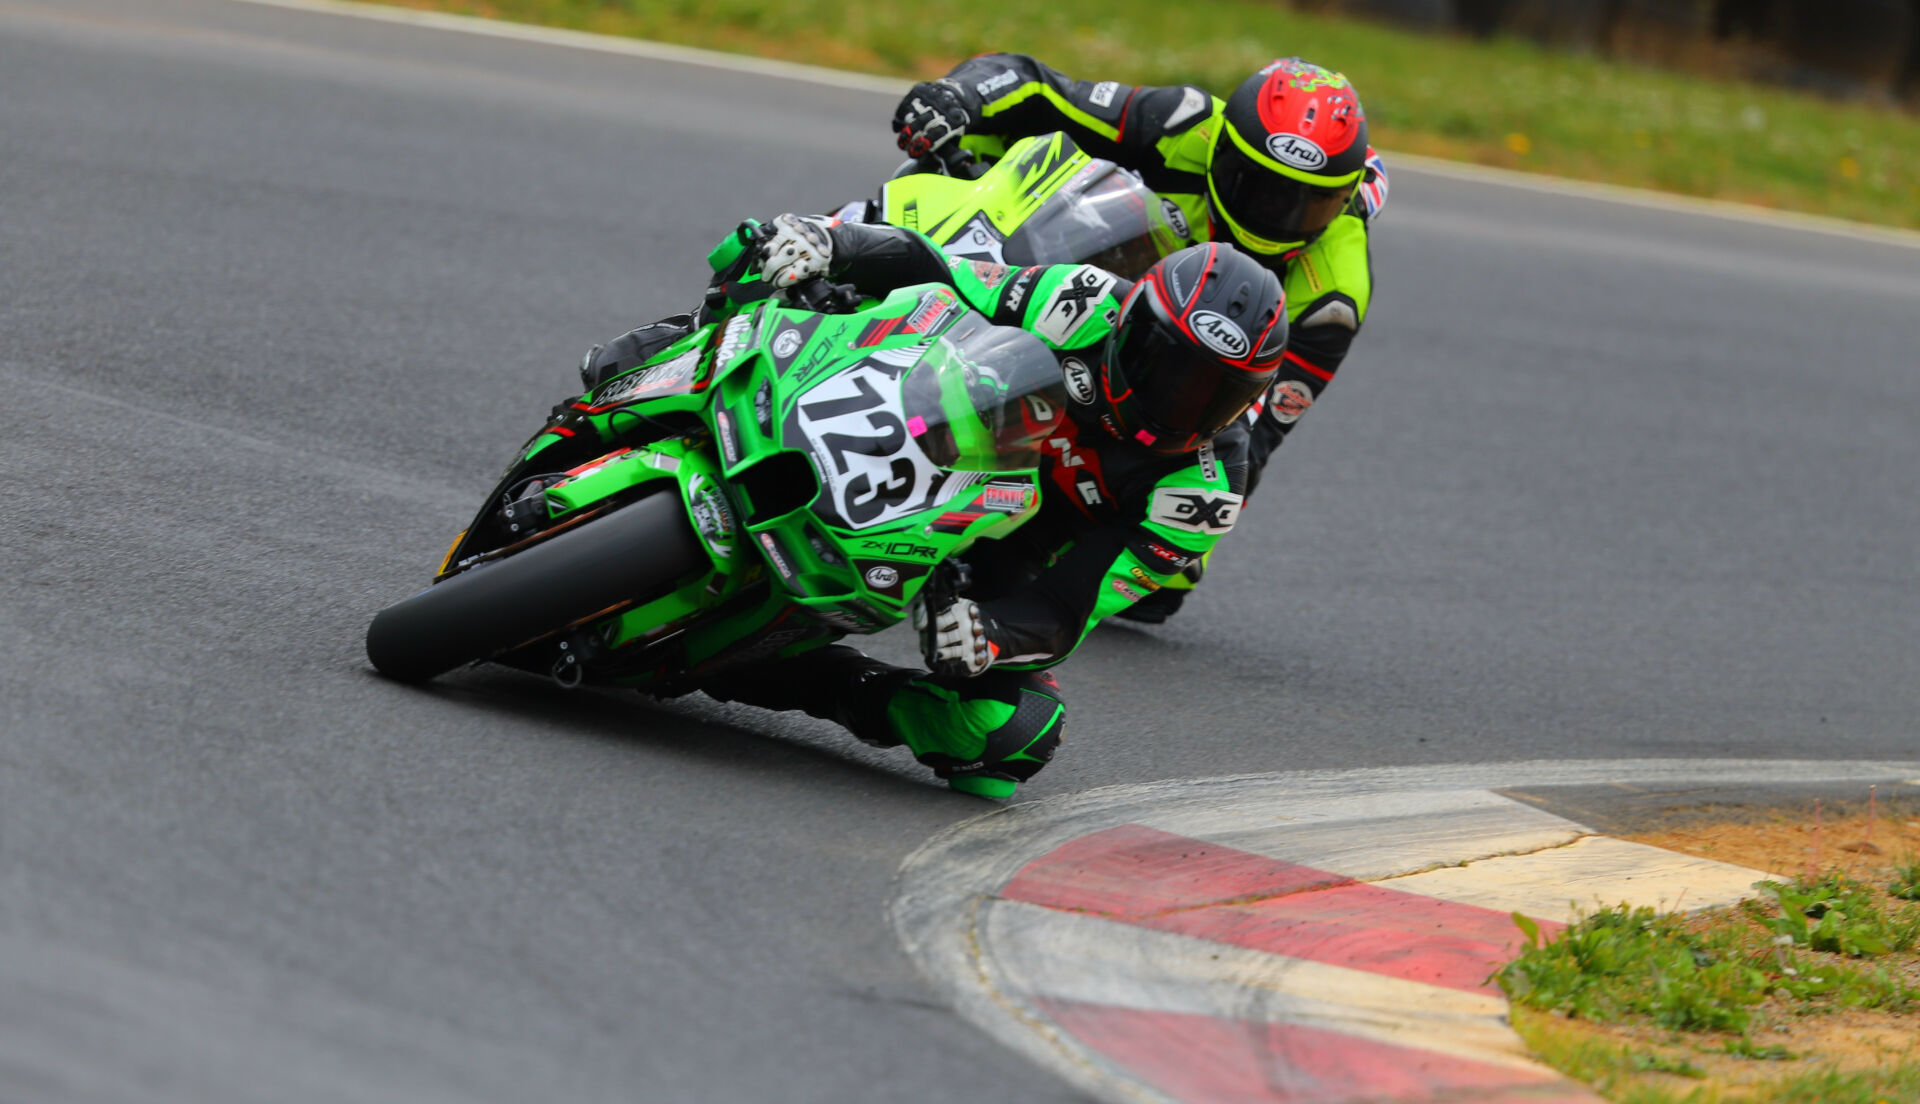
<box><xmin>701</xmin><ymin>647</ymin><xmax>1063</xmax><ymax>798</ymax></box>
<box><xmin>872</xmin><ymin>669</ymin><xmax>1066</xmax><ymax>799</ymax></box>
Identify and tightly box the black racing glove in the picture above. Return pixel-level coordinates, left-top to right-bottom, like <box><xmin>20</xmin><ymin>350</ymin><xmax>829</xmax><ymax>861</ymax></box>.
<box><xmin>892</xmin><ymin>79</ymin><xmax>972</xmax><ymax>158</ymax></box>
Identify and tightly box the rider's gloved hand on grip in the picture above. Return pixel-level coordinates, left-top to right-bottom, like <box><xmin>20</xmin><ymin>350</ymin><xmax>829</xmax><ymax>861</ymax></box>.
<box><xmin>757</xmin><ymin>214</ymin><xmax>834</xmax><ymax>289</ymax></box>
<box><xmin>892</xmin><ymin>79</ymin><xmax>971</xmax><ymax>157</ymax></box>
<box><xmin>913</xmin><ymin>596</ymin><xmax>998</xmax><ymax>677</ymax></box>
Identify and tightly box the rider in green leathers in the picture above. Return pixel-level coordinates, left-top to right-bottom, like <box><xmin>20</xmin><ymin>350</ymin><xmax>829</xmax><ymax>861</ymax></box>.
<box><xmin>629</xmin><ymin>215</ymin><xmax>1287</xmax><ymax>796</ymax></box>
<box><xmin>889</xmin><ymin>54</ymin><xmax>1387</xmax><ymax>622</ymax></box>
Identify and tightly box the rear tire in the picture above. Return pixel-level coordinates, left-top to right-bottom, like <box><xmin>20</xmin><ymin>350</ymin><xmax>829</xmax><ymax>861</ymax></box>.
<box><xmin>366</xmin><ymin>490</ymin><xmax>704</xmax><ymax>684</ymax></box>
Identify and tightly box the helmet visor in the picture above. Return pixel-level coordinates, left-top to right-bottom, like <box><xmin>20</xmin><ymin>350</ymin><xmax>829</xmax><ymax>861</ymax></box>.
<box><xmin>1107</xmin><ymin>307</ymin><xmax>1268</xmax><ymax>449</ymax></box>
<box><xmin>1209</xmin><ymin>133</ymin><xmax>1353</xmax><ymax>249</ymax></box>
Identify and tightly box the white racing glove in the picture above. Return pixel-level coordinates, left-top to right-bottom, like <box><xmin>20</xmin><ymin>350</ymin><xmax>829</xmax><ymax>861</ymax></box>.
<box><xmin>756</xmin><ymin>214</ymin><xmax>834</xmax><ymax>289</ymax></box>
<box><xmin>912</xmin><ymin>596</ymin><xmax>998</xmax><ymax>678</ymax></box>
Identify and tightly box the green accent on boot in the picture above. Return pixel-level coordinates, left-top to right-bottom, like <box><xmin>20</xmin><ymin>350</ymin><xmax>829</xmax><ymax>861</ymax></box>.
<box><xmin>947</xmin><ymin>773</ymin><xmax>1018</xmax><ymax>799</ymax></box>
<box><xmin>884</xmin><ymin>680</ymin><xmax>1018</xmax><ymax>763</ymax></box>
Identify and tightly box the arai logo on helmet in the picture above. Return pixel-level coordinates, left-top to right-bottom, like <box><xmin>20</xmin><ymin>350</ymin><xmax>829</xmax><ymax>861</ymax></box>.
<box><xmin>1159</xmin><ymin>197</ymin><xmax>1191</xmax><ymax>240</ymax></box>
<box><xmin>1061</xmin><ymin>356</ymin><xmax>1096</xmax><ymax>405</ymax></box>
<box><xmin>1189</xmin><ymin>311</ymin><xmax>1250</xmax><ymax>359</ymax></box>
<box><xmin>1265</xmin><ymin>133</ymin><xmax>1328</xmax><ymax>171</ymax></box>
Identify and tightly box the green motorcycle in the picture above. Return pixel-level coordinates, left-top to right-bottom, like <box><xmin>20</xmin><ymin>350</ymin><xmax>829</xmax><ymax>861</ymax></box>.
<box><xmin>365</xmin><ymin>224</ymin><xmax>1068</xmax><ymax>740</ymax></box>
<box><xmin>868</xmin><ymin>131</ymin><xmax>1183</xmax><ymax>278</ymax></box>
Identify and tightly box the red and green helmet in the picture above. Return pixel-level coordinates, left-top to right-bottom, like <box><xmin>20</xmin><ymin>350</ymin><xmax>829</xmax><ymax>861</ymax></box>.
<box><xmin>1207</xmin><ymin>58</ymin><xmax>1370</xmax><ymax>258</ymax></box>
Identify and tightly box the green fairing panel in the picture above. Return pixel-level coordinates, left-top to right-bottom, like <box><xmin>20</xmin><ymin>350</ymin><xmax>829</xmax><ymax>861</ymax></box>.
<box><xmin>450</xmin><ymin>277</ymin><xmax>1065</xmax><ymax>690</ymax></box>
<box><xmin>703</xmin><ymin>289</ymin><xmax>1053</xmax><ymax>630</ymax></box>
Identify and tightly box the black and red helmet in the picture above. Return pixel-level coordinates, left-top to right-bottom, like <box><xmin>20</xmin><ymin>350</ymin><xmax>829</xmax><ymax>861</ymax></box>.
<box><xmin>1208</xmin><ymin>58</ymin><xmax>1369</xmax><ymax>258</ymax></box>
<box><xmin>1097</xmin><ymin>242</ymin><xmax>1287</xmax><ymax>456</ymax></box>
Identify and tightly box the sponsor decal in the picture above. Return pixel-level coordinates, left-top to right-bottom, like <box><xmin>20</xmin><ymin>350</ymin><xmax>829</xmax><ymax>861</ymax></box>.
<box><xmin>592</xmin><ymin>349</ymin><xmax>701</xmax><ymax>407</ymax></box>
<box><xmin>975</xmin><ymin>70</ymin><xmax>1018</xmax><ymax>98</ymax></box>
<box><xmin>753</xmin><ymin>380</ymin><xmax>772</xmax><ymax>432</ymax></box>
<box><xmin>864</xmin><ymin>564</ymin><xmax>900</xmax><ymax>588</ymax></box>
<box><xmin>981</xmin><ymin>480</ymin><xmax>1034</xmax><ymax>514</ymax></box>
<box><xmin>1196</xmin><ymin>441</ymin><xmax>1218</xmax><ymax>482</ymax></box>
<box><xmin>715</xmin><ymin>408</ymin><xmax>739</xmax><ymax>466</ymax></box>
<box><xmin>1002</xmin><ymin>268</ymin><xmax>1037</xmax><ymax>314</ymax></box>
<box><xmin>1147</xmin><ymin>486</ymin><xmax>1243</xmax><ymax>535</ymax></box>
<box><xmin>1128</xmin><ymin>565</ymin><xmax>1163</xmax><ymax>591</ymax></box>
<box><xmin>1265</xmin><ymin>133</ymin><xmax>1328</xmax><ymax>171</ymax></box>
<box><xmin>757</xmin><ymin>531</ymin><xmax>795</xmax><ymax>580</ymax></box>
<box><xmin>716</xmin><ymin>314</ymin><xmax>754</xmax><ymax>366</ymax></box>
<box><xmin>964</xmin><ymin>259</ymin><xmax>1010</xmax><ymax>287</ymax></box>
<box><xmin>1270</xmin><ymin>379</ymin><xmax>1314</xmax><ymax>424</ymax></box>
<box><xmin>1142</xmin><ymin>542</ymin><xmax>1196</xmax><ymax>572</ymax></box>
<box><xmin>1112</xmin><ymin>579</ymin><xmax>1143</xmax><ymax>602</ymax></box>
<box><xmin>1061</xmin><ymin>356</ymin><xmax>1096</xmax><ymax>405</ymax></box>
<box><xmin>1189</xmin><ymin>310</ymin><xmax>1250</xmax><ymax>359</ymax></box>
<box><xmin>903</xmin><ymin>287</ymin><xmax>960</xmax><ymax>336</ymax></box>
<box><xmin>772</xmin><ymin>328</ymin><xmax>803</xmax><ymax>359</ymax></box>
<box><xmin>1088</xmin><ymin>80</ymin><xmax>1120</xmax><ymax>108</ymax></box>
<box><xmin>1025</xmin><ymin>393</ymin><xmax>1056</xmax><ymax>423</ymax></box>
<box><xmin>1034</xmin><ymin>267</ymin><xmax>1118</xmax><ymax>346</ymax></box>
<box><xmin>687</xmin><ymin>473</ymin><xmax>735</xmax><ymax>561</ymax></box>
<box><xmin>1160</xmin><ymin>197</ymin><xmax>1191</xmax><ymax>240</ymax></box>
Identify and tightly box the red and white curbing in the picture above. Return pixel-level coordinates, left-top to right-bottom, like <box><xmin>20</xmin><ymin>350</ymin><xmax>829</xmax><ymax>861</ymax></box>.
<box><xmin>891</xmin><ymin>760</ymin><xmax>1920</xmax><ymax>1104</ymax></box>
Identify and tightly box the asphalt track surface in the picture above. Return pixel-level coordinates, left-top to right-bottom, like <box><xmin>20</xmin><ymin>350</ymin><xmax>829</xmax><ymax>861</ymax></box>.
<box><xmin>1</xmin><ymin>2</ymin><xmax>1915</xmax><ymax>1100</ymax></box>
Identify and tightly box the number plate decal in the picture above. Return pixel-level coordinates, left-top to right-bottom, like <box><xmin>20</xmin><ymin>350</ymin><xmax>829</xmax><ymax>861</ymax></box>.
<box><xmin>790</xmin><ymin>363</ymin><xmax>948</xmax><ymax>529</ymax></box>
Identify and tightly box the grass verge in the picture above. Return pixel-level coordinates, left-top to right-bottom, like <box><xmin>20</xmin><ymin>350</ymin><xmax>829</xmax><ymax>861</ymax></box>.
<box><xmin>362</xmin><ymin>0</ymin><xmax>1920</xmax><ymax>231</ymax></box>
<box><xmin>1499</xmin><ymin>805</ymin><xmax>1920</xmax><ymax>1102</ymax></box>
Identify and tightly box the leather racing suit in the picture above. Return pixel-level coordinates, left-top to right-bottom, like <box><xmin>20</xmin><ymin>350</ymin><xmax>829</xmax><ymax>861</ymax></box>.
<box><xmin>887</xmin><ymin>53</ymin><xmax>1386</xmax><ymax>491</ymax></box>
<box><xmin>685</xmin><ymin>221</ymin><xmax>1253</xmax><ymax>796</ymax></box>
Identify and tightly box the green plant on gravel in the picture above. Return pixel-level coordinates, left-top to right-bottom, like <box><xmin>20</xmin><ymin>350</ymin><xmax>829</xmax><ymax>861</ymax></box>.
<box><xmin>1753</xmin><ymin>872</ymin><xmax>1920</xmax><ymax>957</ymax></box>
<box><xmin>1499</xmin><ymin>906</ymin><xmax>1768</xmax><ymax>1032</ymax></box>
<box><xmin>1718</xmin><ymin>1036</ymin><xmax>1795</xmax><ymax>1060</ymax></box>
<box><xmin>1627</xmin><ymin>1051</ymin><xmax>1706</xmax><ymax>1078</ymax></box>
<box><xmin>1889</xmin><ymin>857</ymin><xmax>1920</xmax><ymax>902</ymax></box>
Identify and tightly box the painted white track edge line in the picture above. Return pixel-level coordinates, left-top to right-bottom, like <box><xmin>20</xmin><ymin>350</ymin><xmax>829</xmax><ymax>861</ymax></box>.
<box><xmin>229</xmin><ymin>0</ymin><xmax>1920</xmax><ymax>251</ymax></box>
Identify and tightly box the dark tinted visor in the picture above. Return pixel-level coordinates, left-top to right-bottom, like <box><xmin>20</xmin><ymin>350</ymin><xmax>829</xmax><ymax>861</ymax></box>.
<box><xmin>1210</xmin><ymin>135</ymin><xmax>1352</xmax><ymax>245</ymax></box>
<box><xmin>1109</xmin><ymin>312</ymin><xmax>1269</xmax><ymax>445</ymax></box>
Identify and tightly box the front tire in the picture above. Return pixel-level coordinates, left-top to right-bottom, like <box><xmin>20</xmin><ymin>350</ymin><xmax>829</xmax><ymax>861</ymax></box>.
<box><xmin>366</xmin><ymin>490</ymin><xmax>704</xmax><ymax>684</ymax></box>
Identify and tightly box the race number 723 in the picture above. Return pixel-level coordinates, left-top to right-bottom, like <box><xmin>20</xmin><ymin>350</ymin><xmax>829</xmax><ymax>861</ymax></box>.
<box><xmin>793</xmin><ymin>364</ymin><xmax>946</xmax><ymax>527</ymax></box>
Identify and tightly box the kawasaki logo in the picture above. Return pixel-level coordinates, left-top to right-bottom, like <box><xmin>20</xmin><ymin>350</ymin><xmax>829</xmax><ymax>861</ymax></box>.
<box><xmin>1189</xmin><ymin>311</ymin><xmax>1249</xmax><ymax>359</ymax></box>
<box><xmin>1265</xmin><ymin>133</ymin><xmax>1327</xmax><ymax>171</ymax></box>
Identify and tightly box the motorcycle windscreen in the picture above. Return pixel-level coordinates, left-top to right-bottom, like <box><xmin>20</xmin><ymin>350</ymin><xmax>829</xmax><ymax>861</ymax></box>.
<box><xmin>902</xmin><ymin>315</ymin><xmax>1067</xmax><ymax>472</ymax></box>
<box><xmin>1001</xmin><ymin>164</ymin><xmax>1161</xmax><ymax>279</ymax></box>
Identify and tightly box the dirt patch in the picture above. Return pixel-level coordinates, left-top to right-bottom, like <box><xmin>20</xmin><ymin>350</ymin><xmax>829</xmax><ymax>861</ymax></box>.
<box><xmin>1626</xmin><ymin>807</ymin><xmax>1920</xmax><ymax>887</ymax></box>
